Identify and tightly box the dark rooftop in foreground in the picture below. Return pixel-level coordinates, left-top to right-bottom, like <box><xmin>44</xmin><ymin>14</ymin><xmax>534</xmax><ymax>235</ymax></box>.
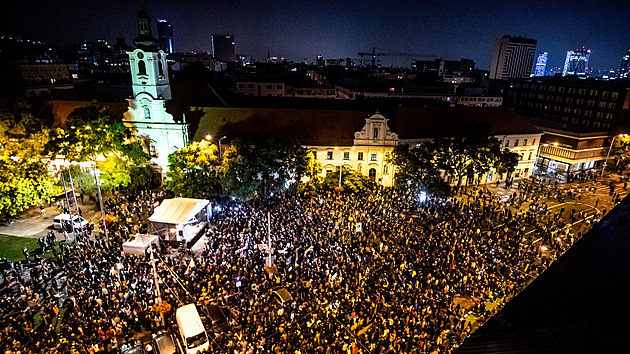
<box><xmin>456</xmin><ymin>195</ymin><xmax>630</xmax><ymax>353</ymax></box>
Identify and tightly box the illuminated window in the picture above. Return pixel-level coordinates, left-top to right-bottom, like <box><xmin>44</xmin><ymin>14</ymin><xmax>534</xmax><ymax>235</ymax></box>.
<box><xmin>149</xmin><ymin>143</ymin><xmax>157</xmax><ymax>157</ymax></box>
<box><xmin>327</xmin><ymin>151</ymin><xmax>333</xmax><ymax>160</ymax></box>
<box><xmin>357</xmin><ymin>152</ymin><xmax>364</xmax><ymax>160</ymax></box>
<box><xmin>343</xmin><ymin>152</ymin><xmax>349</xmax><ymax>160</ymax></box>
<box><xmin>370</xmin><ymin>153</ymin><xmax>377</xmax><ymax>161</ymax></box>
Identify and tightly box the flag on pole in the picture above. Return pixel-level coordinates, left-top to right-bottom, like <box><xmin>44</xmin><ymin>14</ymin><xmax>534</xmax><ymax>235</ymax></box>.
<box><xmin>185</xmin><ymin>258</ymin><xmax>196</xmax><ymax>275</ymax></box>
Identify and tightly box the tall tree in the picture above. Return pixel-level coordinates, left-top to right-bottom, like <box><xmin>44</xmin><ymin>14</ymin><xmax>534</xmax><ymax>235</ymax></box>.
<box><xmin>390</xmin><ymin>144</ymin><xmax>450</xmax><ymax>196</ymax></box>
<box><xmin>0</xmin><ymin>99</ymin><xmax>58</xmax><ymax>219</ymax></box>
<box><xmin>166</xmin><ymin>140</ymin><xmax>222</xmax><ymax>198</ymax></box>
<box><xmin>47</xmin><ymin>105</ymin><xmax>152</xmax><ymax>194</ymax></box>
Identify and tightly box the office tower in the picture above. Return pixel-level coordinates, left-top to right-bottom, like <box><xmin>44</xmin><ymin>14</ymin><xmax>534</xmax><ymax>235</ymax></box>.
<box><xmin>489</xmin><ymin>35</ymin><xmax>537</xmax><ymax>80</ymax></box>
<box><xmin>562</xmin><ymin>47</ymin><xmax>590</xmax><ymax>76</ymax></box>
<box><xmin>619</xmin><ymin>50</ymin><xmax>630</xmax><ymax>80</ymax></box>
<box><xmin>211</xmin><ymin>34</ymin><xmax>235</xmax><ymax>62</ymax></box>
<box><xmin>534</xmin><ymin>52</ymin><xmax>548</xmax><ymax>77</ymax></box>
<box><xmin>157</xmin><ymin>19</ymin><xmax>174</xmax><ymax>53</ymax></box>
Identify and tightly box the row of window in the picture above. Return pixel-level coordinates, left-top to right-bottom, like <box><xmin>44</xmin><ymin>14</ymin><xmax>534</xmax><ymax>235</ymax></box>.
<box><xmin>512</xmin><ymin>83</ymin><xmax>619</xmax><ymax>99</ymax></box>
<box><xmin>237</xmin><ymin>83</ymin><xmax>284</xmax><ymax>89</ymax></box>
<box><xmin>512</xmin><ymin>100</ymin><xmax>615</xmax><ymax>119</ymax></box>
<box><xmin>509</xmin><ymin>91</ymin><xmax>617</xmax><ymax>109</ymax></box>
<box><xmin>504</xmin><ymin>138</ymin><xmax>536</xmax><ymax>147</ymax></box>
<box><xmin>459</xmin><ymin>97</ymin><xmax>502</xmax><ymax>102</ymax></box>
<box><xmin>317</xmin><ymin>151</ymin><xmax>390</xmax><ymax>161</ymax></box>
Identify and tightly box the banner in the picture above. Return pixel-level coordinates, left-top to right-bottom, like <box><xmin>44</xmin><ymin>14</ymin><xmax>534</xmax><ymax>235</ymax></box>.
<box><xmin>184</xmin><ymin>258</ymin><xmax>195</xmax><ymax>275</ymax></box>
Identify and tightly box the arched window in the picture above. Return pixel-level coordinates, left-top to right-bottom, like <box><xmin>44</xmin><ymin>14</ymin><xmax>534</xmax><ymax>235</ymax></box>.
<box><xmin>138</xmin><ymin>60</ymin><xmax>146</xmax><ymax>75</ymax></box>
<box><xmin>158</xmin><ymin>61</ymin><xmax>164</xmax><ymax>76</ymax></box>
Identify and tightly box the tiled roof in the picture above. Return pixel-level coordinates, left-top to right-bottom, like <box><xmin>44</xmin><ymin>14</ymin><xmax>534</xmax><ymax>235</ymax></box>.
<box><xmin>394</xmin><ymin>106</ymin><xmax>541</xmax><ymax>138</ymax></box>
<box><xmin>193</xmin><ymin>107</ymin><xmax>367</xmax><ymax>146</ymax></box>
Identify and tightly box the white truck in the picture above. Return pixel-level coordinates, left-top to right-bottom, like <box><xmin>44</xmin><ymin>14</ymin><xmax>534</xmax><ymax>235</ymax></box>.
<box><xmin>176</xmin><ymin>304</ymin><xmax>209</xmax><ymax>354</ymax></box>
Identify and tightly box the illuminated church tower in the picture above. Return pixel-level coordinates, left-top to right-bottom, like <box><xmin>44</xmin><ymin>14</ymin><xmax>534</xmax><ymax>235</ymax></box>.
<box><xmin>125</xmin><ymin>8</ymin><xmax>187</xmax><ymax>173</ymax></box>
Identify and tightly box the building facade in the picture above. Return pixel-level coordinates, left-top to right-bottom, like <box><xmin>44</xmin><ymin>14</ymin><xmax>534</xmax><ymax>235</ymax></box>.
<box><xmin>489</xmin><ymin>35</ymin><xmax>537</xmax><ymax>80</ymax></box>
<box><xmin>211</xmin><ymin>34</ymin><xmax>235</xmax><ymax>62</ymax></box>
<box><xmin>124</xmin><ymin>9</ymin><xmax>188</xmax><ymax>173</ymax></box>
<box><xmin>157</xmin><ymin>19</ymin><xmax>174</xmax><ymax>53</ymax></box>
<box><xmin>307</xmin><ymin>113</ymin><xmax>398</xmax><ymax>186</ymax></box>
<box><xmin>534</xmin><ymin>52</ymin><xmax>548</xmax><ymax>77</ymax></box>
<box><xmin>619</xmin><ymin>50</ymin><xmax>630</xmax><ymax>80</ymax></box>
<box><xmin>503</xmin><ymin>77</ymin><xmax>630</xmax><ymax>174</ymax></box>
<box><xmin>563</xmin><ymin>47</ymin><xmax>590</xmax><ymax>77</ymax></box>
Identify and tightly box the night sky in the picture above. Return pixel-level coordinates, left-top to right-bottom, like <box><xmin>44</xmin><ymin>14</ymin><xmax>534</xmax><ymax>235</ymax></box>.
<box><xmin>3</xmin><ymin>0</ymin><xmax>630</xmax><ymax>71</ymax></box>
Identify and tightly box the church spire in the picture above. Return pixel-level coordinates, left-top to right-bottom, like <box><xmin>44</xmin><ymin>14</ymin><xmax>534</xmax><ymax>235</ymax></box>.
<box><xmin>133</xmin><ymin>6</ymin><xmax>159</xmax><ymax>51</ymax></box>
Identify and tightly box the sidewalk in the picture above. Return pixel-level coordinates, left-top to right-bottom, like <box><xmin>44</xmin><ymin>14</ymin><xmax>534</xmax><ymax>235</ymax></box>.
<box><xmin>0</xmin><ymin>201</ymin><xmax>101</xmax><ymax>239</ymax></box>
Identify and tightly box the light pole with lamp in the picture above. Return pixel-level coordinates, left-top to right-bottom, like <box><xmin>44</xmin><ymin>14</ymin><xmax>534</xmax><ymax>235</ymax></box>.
<box><xmin>205</xmin><ymin>135</ymin><xmax>227</xmax><ymax>160</ymax></box>
<box><xmin>602</xmin><ymin>134</ymin><xmax>628</xmax><ymax>178</ymax></box>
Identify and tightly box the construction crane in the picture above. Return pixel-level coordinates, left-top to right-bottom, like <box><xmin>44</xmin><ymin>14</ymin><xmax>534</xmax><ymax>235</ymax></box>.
<box><xmin>357</xmin><ymin>47</ymin><xmax>437</xmax><ymax>66</ymax></box>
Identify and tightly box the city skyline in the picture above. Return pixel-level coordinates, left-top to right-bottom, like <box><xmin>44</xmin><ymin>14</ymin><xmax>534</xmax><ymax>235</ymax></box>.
<box><xmin>3</xmin><ymin>0</ymin><xmax>630</xmax><ymax>71</ymax></box>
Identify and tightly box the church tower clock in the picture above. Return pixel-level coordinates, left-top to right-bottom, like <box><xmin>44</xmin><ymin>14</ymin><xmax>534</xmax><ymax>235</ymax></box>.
<box><xmin>125</xmin><ymin>8</ymin><xmax>187</xmax><ymax>174</ymax></box>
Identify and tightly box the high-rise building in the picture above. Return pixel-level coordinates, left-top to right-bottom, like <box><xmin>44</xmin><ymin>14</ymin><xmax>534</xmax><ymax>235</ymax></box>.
<box><xmin>619</xmin><ymin>49</ymin><xmax>630</xmax><ymax>80</ymax></box>
<box><xmin>156</xmin><ymin>19</ymin><xmax>174</xmax><ymax>53</ymax></box>
<box><xmin>489</xmin><ymin>35</ymin><xmax>537</xmax><ymax>80</ymax></box>
<box><xmin>562</xmin><ymin>47</ymin><xmax>590</xmax><ymax>77</ymax></box>
<box><xmin>534</xmin><ymin>52</ymin><xmax>548</xmax><ymax>77</ymax></box>
<box><xmin>211</xmin><ymin>34</ymin><xmax>235</xmax><ymax>62</ymax></box>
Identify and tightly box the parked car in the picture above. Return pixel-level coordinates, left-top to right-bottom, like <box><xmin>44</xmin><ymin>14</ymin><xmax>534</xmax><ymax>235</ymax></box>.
<box><xmin>52</xmin><ymin>213</ymin><xmax>89</xmax><ymax>231</ymax></box>
<box><xmin>151</xmin><ymin>329</ymin><xmax>179</xmax><ymax>354</ymax></box>
<box><xmin>121</xmin><ymin>339</ymin><xmax>146</xmax><ymax>354</ymax></box>
<box><xmin>207</xmin><ymin>304</ymin><xmax>230</xmax><ymax>334</ymax></box>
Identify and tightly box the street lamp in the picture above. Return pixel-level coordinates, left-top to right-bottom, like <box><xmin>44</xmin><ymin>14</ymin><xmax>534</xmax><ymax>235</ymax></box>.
<box><xmin>205</xmin><ymin>135</ymin><xmax>227</xmax><ymax>160</ymax></box>
<box><xmin>601</xmin><ymin>134</ymin><xmax>627</xmax><ymax>178</ymax></box>
<box><xmin>339</xmin><ymin>161</ymin><xmax>347</xmax><ymax>188</ymax></box>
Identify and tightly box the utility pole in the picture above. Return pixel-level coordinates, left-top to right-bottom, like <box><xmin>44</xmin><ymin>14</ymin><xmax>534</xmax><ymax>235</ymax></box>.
<box><xmin>92</xmin><ymin>161</ymin><xmax>109</xmax><ymax>245</ymax></box>
<box><xmin>61</xmin><ymin>172</ymin><xmax>76</xmax><ymax>236</ymax></box>
<box><xmin>150</xmin><ymin>245</ymin><xmax>165</xmax><ymax>326</ymax></box>
<box><xmin>67</xmin><ymin>170</ymin><xmax>84</xmax><ymax>234</ymax></box>
<box><xmin>266</xmin><ymin>212</ymin><xmax>272</xmax><ymax>268</ymax></box>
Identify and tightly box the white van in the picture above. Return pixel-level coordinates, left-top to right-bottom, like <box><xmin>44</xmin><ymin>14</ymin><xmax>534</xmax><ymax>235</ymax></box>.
<box><xmin>52</xmin><ymin>214</ymin><xmax>89</xmax><ymax>230</ymax></box>
<box><xmin>176</xmin><ymin>304</ymin><xmax>209</xmax><ymax>354</ymax></box>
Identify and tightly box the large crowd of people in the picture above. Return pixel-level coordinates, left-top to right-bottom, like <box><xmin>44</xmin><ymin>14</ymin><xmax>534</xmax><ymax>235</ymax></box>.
<box><xmin>0</xmin><ymin>179</ymin><xmax>615</xmax><ymax>353</ymax></box>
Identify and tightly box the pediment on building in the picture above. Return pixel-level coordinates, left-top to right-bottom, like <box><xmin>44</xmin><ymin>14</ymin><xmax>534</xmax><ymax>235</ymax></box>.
<box><xmin>354</xmin><ymin>113</ymin><xmax>398</xmax><ymax>143</ymax></box>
